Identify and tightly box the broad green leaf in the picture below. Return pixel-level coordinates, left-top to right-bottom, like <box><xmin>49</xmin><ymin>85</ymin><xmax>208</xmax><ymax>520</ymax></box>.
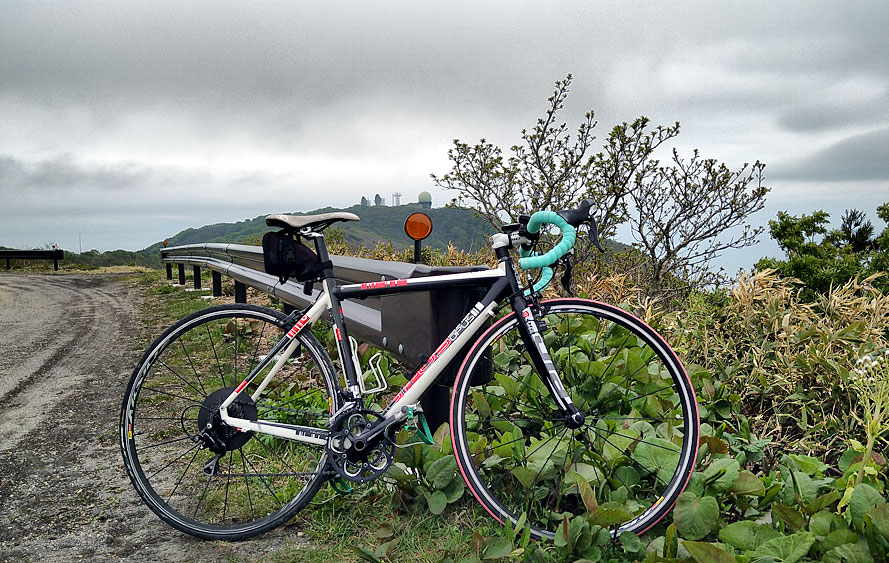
<box><xmin>565</xmin><ymin>462</ymin><xmax>604</xmax><ymax>487</ymax></box>
<box><xmin>681</xmin><ymin>541</ymin><xmax>734</xmax><ymax>563</ymax></box>
<box><xmin>433</xmin><ymin>423</ymin><xmax>450</xmax><ymax>451</ymax></box>
<box><xmin>470</xmin><ymin>389</ymin><xmax>491</xmax><ymax>418</ymax></box>
<box><xmin>788</xmin><ymin>453</ymin><xmax>828</xmax><ymax>476</ymax></box>
<box><xmin>789</xmin><ymin>470</ymin><xmax>818</xmax><ymax>506</ymax></box>
<box><xmin>866</xmin><ymin>502</ymin><xmax>889</xmax><ymax>539</ymax></box>
<box><xmin>772</xmin><ymin>503</ymin><xmax>807</xmax><ymax>531</ymax></box>
<box><xmin>426</xmin><ymin>490</ymin><xmax>447</xmax><ymax>514</ymax></box>
<box><xmin>618</xmin><ymin>531</ymin><xmax>641</xmax><ymax>553</ymax></box>
<box><xmin>576</xmin><ymin>474</ymin><xmax>599</xmax><ymax>513</ymax></box>
<box><xmin>674</xmin><ymin>492</ymin><xmax>719</xmax><ymax>540</ymax></box>
<box><xmin>806</xmin><ymin>490</ymin><xmax>843</xmax><ymax>514</ymax></box>
<box><xmin>427</xmin><ymin>455</ymin><xmax>458</xmax><ymax>490</ymax></box>
<box><xmin>729</xmin><ymin>470</ymin><xmax>766</xmax><ymax>496</ymax></box>
<box><xmin>821</xmin><ymin>528</ymin><xmax>859</xmax><ymax>552</ymax></box>
<box><xmin>493</xmin><ymin>373</ymin><xmax>520</xmax><ymax>398</ymax></box>
<box><xmin>809</xmin><ymin>510</ymin><xmax>841</xmax><ymax>537</ymax></box>
<box><xmin>664</xmin><ymin>522</ymin><xmax>679</xmax><ymax>558</ymax></box>
<box><xmin>510</xmin><ymin>466</ymin><xmax>537</xmax><ymax>488</ymax></box>
<box><xmin>480</xmin><ymin>537</ymin><xmax>513</xmax><ymax>560</ymax></box>
<box><xmin>554</xmin><ymin>516</ymin><xmax>569</xmax><ymax>548</ymax></box>
<box><xmin>634</xmin><ymin>437</ymin><xmax>681</xmax><ymax>483</ymax></box>
<box><xmin>821</xmin><ymin>542</ymin><xmax>875</xmax><ymax>563</ymax></box>
<box><xmin>601</xmin><ymin>426</ymin><xmax>640</xmax><ymax>465</ymax></box>
<box><xmin>718</xmin><ymin>520</ymin><xmax>781</xmax><ymax>551</ymax></box>
<box><xmin>699</xmin><ymin>435</ymin><xmax>729</xmax><ymax>455</ymax></box>
<box><xmin>749</xmin><ymin>531</ymin><xmax>815</xmax><ymax>563</ymax></box>
<box><xmin>353</xmin><ymin>545</ymin><xmax>382</xmax><ymax>563</ymax></box>
<box><xmin>588</xmin><ymin>502</ymin><xmax>633</xmax><ymax>527</ymax></box>
<box><xmin>850</xmin><ymin>484</ymin><xmax>885</xmax><ymax>530</ymax></box>
<box><xmin>864</xmin><ymin>503</ymin><xmax>889</xmax><ymax>559</ymax></box>
<box><xmin>442</xmin><ymin>477</ymin><xmax>465</xmax><ymax>503</ymax></box>
<box><xmin>701</xmin><ymin>458</ymin><xmax>740</xmax><ymax>492</ymax></box>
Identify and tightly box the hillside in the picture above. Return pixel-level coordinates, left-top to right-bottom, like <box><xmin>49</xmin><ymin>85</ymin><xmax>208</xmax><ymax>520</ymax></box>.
<box><xmin>142</xmin><ymin>204</ymin><xmax>494</xmax><ymax>254</ymax></box>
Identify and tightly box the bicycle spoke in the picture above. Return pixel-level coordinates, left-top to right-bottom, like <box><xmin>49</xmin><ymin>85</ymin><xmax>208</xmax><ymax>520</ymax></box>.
<box><xmin>242</xmin><ymin>452</ymin><xmax>283</xmax><ymax>507</ymax></box>
<box><xmin>148</xmin><ymin>442</ymin><xmax>201</xmax><ymax>480</ymax></box>
<box><xmin>137</xmin><ymin>435</ymin><xmax>195</xmax><ymax>451</ymax></box>
<box><xmin>141</xmin><ymin>385</ymin><xmax>207</xmax><ymax>408</ymax></box>
<box><xmin>193</xmin><ymin>467</ymin><xmax>216</xmax><ymax>519</ymax></box>
<box><xmin>179</xmin><ymin>339</ymin><xmax>208</xmax><ymax>396</ymax></box>
<box><xmin>207</xmin><ymin>324</ymin><xmax>226</xmax><ymax>388</ymax></box>
<box><xmin>246</xmin><ymin>319</ymin><xmax>270</xmax><ymax>376</ymax></box>
<box><xmin>166</xmin><ymin>447</ymin><xmax>203</xmax><ymax>504</ymax></box>
<box><xmin>157</xmin><ymin>359</ymin><xmax>206</xmax><ymax>399</ymax></box>
<box><xmin>222</xmin><ymin>453</ymin><xmax>233</xmax><ymax>521</ymax></box>
<box><xmin>241</xmin><ymin>451</ymin><xmax>255</xmax><ymax>521</ymax></box>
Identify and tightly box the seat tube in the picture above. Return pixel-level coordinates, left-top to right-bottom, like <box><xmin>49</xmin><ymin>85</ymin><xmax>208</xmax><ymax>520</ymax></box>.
<box><xmin>309</xmin><ymin>233</ymin><xmax>362</xmax><ymax>397</ymax></box>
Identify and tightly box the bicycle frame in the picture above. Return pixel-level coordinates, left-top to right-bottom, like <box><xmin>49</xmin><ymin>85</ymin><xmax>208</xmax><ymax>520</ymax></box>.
<box><xmin>215</xmin><ymin>239</ymin><xmax>580</xmax><ymax>449</ymax></box>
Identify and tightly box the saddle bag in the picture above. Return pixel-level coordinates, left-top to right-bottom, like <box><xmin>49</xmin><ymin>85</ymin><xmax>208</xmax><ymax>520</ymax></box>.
<box><xmin>261</xmin><ymin>231</ymin><xmax>326</xmax><ymax>284</ymax></box>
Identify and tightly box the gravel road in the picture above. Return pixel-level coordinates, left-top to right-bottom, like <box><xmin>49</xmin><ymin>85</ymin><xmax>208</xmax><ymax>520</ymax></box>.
<box><xmin>0</xmin><ymin>274</ymin><xmax>306</xmax><ymax>562</ymax></box>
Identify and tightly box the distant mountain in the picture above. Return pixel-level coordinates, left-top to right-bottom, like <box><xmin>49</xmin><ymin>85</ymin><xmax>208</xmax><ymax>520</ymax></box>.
<box><xmin>142</xmin><ymin>204</ymin><xmax>495</xmax><ymax>254</ymax></box>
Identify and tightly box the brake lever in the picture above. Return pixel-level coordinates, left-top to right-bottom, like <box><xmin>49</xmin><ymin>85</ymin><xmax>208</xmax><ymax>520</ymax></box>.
<box><xmin>588</xmin><ymin>217</ymin><xmax>606</xmax><ymax>253</ymax></box>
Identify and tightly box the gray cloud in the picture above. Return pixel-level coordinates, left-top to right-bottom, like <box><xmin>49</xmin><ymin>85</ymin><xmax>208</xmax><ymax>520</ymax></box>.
<box><xmin>770</xmin><ymin>127</ymin><xmax>889</xmax><ymax>182</ymax></box>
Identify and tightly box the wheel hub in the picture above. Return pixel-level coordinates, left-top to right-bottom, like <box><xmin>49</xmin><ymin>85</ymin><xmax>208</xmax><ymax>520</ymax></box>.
<box><xmin>196</xmin><ymin>387</ymin><xmax>257</xmax><ymax>454</ymax></box>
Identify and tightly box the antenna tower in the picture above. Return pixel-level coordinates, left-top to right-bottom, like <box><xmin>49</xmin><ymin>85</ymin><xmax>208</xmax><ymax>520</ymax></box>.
<box><xmin>392</xmin><ymin>192</ymin><xmax>402</xmax><ymax>206</ymax></box>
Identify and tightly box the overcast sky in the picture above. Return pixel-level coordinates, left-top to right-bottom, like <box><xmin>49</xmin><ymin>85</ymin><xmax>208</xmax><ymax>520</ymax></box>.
<box><xmin>2</xmin><ymin>1</ymin><xmax>887</xmax><ymax>272</ymax></box>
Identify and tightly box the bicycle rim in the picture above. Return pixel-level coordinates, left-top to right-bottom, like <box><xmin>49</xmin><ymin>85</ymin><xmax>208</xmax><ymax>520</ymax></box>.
<box><xmin>120</xmin><ymin>304</ymin><xmax>338</xmax><ymax>540</ymax></box>
<box><xmin>450</xmin><ymin>298</ymin><xmax>699</xmax><ymax>540</ymax></box>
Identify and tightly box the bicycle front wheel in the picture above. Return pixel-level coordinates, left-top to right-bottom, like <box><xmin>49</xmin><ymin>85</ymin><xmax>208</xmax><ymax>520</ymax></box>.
<box><xmin>120</xmin><ymin>304</ymin><xmax>339</xmax><ymax>540</ymax></box>
<box><xmin>450</xmin><ymin>298</ymin><xmax>698</xmax><ymax>541</ymax></box>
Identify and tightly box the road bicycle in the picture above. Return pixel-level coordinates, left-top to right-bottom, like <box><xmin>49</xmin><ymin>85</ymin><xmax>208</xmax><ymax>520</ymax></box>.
<box><xmin>120</xmin><ymin>201</ymin><xmax>699</xmax><ymax>542</ymax></box>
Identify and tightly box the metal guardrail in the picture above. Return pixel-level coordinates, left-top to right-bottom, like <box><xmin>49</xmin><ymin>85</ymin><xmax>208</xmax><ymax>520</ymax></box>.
<box><xmin>1</xmin><ymin>249</ymin><xmax>64</xmax><ymax>271</ymax></box>
<box><xmin>161</xmin><ymin>243</ymin><xmax>489</xmax><ymax>366</ymax></box>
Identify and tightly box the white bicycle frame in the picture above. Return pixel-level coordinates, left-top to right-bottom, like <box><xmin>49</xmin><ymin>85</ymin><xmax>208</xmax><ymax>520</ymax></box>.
<box><xmin>216</xmin><ymin>263</ymin><xmax>508</xmax><ymax>446</ymax></box>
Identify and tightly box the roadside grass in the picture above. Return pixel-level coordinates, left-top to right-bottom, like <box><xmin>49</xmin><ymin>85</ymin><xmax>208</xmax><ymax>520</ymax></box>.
<box><xmin>262</xmin><ymin>493</ymin><xmax>499</xmax><ymax>562</ymax></box>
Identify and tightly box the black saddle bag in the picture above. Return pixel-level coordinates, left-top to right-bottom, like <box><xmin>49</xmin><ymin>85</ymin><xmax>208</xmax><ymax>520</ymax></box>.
<box><xmin>262</xmin><ymin>231</ymin><xmax>327</xmax><ymax>284</ymax></box>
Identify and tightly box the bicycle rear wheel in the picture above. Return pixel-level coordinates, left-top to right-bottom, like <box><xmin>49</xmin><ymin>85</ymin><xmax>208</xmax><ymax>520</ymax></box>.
<box><xmin>450</xmin><ymin>298</ymin><xmax>698</xmax><ymax>540</ymax></box>
<box><xmin>120</xmin><ymin>304</ymin><xmax>339</xmax><ymax>540</ymax></box>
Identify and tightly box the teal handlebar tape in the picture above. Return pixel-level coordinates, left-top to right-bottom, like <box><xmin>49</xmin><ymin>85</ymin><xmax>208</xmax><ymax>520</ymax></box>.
<box><xmin>518</xmin><ymin>212</ymin><xmax>576</xmax><ymax>270</ymax></box>
<box><xmin>517</xmin><ymin>211</ymin><xmax>576</xmax><ymax>294</ymax></box>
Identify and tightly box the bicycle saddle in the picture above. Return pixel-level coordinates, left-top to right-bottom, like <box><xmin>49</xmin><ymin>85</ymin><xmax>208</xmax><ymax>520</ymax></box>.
<box><xmin>265</xmin><ymin>211</ymin><xmax>360</xmax><ymax>232</ymax></box>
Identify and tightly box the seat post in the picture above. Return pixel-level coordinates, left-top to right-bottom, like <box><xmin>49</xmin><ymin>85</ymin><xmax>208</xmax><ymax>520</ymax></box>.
<box><xmin>309</xmin><ymin>232</ymin><xmax>335</xmax><ymax>281</ymax></box>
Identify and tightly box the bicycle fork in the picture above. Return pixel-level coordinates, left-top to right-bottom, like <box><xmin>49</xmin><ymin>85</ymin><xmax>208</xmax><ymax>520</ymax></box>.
<box><xmin>513</xmin><ymin>300</ymin><xmax>586</xmax><ymax>429</ymax></box>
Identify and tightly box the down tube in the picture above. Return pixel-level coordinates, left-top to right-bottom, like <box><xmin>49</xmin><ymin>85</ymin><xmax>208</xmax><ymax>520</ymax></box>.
<box><xmin>383</xmin><ymin>301</ymin><xmax>498</xmax><ymax>418</ymax></box>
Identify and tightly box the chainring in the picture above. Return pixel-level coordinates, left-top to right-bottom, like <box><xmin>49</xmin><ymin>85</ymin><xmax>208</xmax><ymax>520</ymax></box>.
<box><xmin>327</xmin><ymin>409</ymin><xmax>395</xmax><ymax>483</ymax></box>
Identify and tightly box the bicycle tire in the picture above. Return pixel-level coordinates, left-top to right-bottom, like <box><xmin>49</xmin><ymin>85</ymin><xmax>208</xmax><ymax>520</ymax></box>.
<box><xmin>120</xmin><ymin>304</ymin><xmax>339</xmax><ymax>540</ymax></box>
<box><xmin>450</xmin><ymin>298</ymin><xmax>698</xmax><ymax>541</ymax></box>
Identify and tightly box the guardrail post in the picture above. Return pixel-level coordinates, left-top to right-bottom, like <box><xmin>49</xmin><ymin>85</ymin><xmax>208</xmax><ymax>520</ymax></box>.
<box><xmin>178</xmin><ymin>264</ymin><xmax>186</xmax><ymax>286</ymax></box>
<box><xmin>193</xmin><ymin>266</ymin><xmax>202</xmax><ymax>290</ymax></box>
<box><xmin>234</xmin><ymin>281</ymin><xmax>247</xmax><ymax>303</ymax></box>
<box><xmin>212</xmin><ymin>271</ymin><xmax>222</xmax><ymax>297</ymax></box>
<box><xmin>166</xmin><ymin>263</ymin><xmax>173</xmax><ymax>280</ymax></box>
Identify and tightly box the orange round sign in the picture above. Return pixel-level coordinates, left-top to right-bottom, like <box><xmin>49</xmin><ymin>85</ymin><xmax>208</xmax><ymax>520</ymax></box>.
<box><xmin>404</xmin><ymin>212</ymin><xmax>433</xmax><ymax>241</ymax></box>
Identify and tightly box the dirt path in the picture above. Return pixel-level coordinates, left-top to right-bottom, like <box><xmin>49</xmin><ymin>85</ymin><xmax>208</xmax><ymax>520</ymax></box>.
<box><xmin>0</xmin><ymin>274</ymin><xmax>306</xmax><ymax>562</ymax></box>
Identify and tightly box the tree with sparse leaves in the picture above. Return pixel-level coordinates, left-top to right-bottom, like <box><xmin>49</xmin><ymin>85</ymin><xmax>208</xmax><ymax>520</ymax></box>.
<box><xmin>433</xmin><ymin>74</ymin><xmax>768</xmax><ymax>295</ymax></box>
